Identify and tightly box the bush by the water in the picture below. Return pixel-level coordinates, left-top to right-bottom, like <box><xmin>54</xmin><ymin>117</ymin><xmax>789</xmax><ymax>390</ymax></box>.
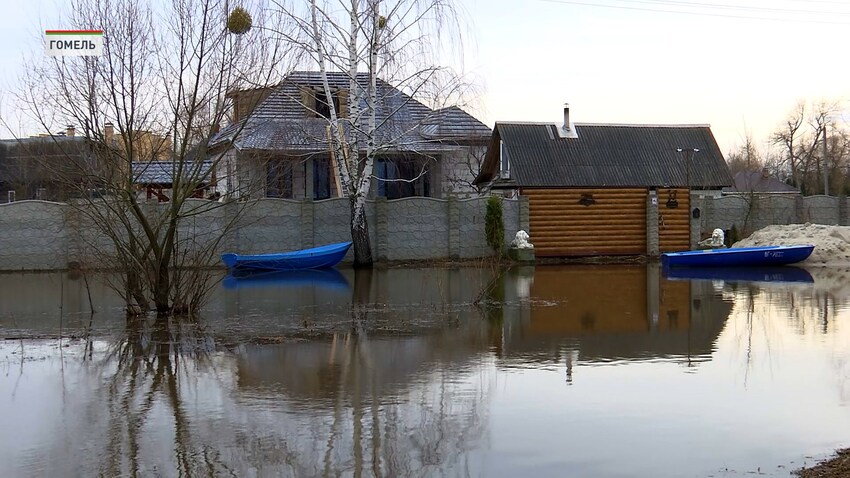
<box><xmin>485</xmin><ymin>196</ymin><xmax>504</xmax><ymax>254</ymax></box>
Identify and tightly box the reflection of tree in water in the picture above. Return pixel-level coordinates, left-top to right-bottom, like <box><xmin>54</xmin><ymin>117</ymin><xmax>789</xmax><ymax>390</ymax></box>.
<box><xmin>238</xmin><ymin>268</ymin><xmax>491</xmax><ymax>477</ymax></box>
<box><xmin>265</xmin><ymin>334</ymin><xmax>489</xmax><ymax>477</ymax></box>
<box><xmin>722</xmin><ymin>281</ymin><xmax>849</xmax><ymax>394</ymax></box>
<box><xmin>71</xmin><ymin>269</ymin><xmax>492</xmax><ymax>477</ymax></box>
<box><xmin>95</xmin><ymin>315</ymin><xmax>226</xmax><ymax>476</ymax></box>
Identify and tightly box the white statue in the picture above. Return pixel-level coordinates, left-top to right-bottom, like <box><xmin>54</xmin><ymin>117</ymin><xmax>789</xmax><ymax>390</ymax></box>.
<box><xmin>698</xmin><ymin>228</ymin><xmax>726</xmax><ymax>248</ymax></box>
<box><xmin>511</xmin><ymin>230</ymin><xmax>534</xmax><ymax>249</ymax></box>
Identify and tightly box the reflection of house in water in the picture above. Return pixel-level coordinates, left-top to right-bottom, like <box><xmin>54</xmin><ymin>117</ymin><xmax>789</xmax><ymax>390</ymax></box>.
<box><xmin>234</xmin><ymin>331</ymin><xmax>492</xmax><ymax>476</ymax></box>
<box><xmin>498</xmin><ymin>265</ymin><xmax>733</xmax><ymax>367</ymax></box>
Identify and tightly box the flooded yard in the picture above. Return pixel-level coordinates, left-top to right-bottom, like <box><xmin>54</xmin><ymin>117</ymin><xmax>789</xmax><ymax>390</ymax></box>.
<box><xmin>1</xmin><ymin>265</ymin><xmax>849</xmax><ymax>477</ymax></box>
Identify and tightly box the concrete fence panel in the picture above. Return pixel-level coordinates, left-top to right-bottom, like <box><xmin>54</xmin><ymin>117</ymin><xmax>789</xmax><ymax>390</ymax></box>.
<box><xmin>0</xmin><ymin>196</ymin><xmax>515</xmax><ymax>271</ymax></box>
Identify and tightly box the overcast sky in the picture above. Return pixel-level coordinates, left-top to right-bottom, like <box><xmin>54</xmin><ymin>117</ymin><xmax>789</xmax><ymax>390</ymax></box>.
<box><xmin>2</xmin><ymin>0</ymin><xmax>849</xmax><ymax>154</ymax></box>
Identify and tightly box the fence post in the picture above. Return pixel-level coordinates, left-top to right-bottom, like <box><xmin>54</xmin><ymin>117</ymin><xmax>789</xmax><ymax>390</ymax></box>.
<box><xmin>448</xmin><ymin>196</ymin><xmax>459</xmax><ymax>259</ymax></box>
<box><xmin>519</xmin><ymin>195</ymin><xmax>530</xmax><ymax>232</ymax></box>
<box><xmin>301</xmin><ymin>200</ymin><xmax>314</xmax><ymax>249</ymax></box>
<box><xmin>794</xmin><ymin>195</ymin><xmax>805</xmax><ymax>223</ymax></box>
<box><xmin>376</xmin><ymin>197</ymin><xmax>388</xmax><ymax>262</ymax></box>
<box><xmin>647</xmin><ymin>190</ymin><xmax>660</xmax><ymax>257</ymax></box>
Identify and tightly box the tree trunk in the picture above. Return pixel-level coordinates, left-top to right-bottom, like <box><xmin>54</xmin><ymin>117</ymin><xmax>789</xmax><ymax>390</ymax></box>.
<box><xmin>126</xmin><ymin>270</ymin><xmax>149</xmax><ymax>316</ymax></box>
<box><xmin>154</xmin><ymin>261</ymin><xmax>171</xmax><ymax>314</ymax></box>
<box><xmin>350</xmin><ymin>196</ymin><xmax>373</xmax><ymax>267</ymax></box>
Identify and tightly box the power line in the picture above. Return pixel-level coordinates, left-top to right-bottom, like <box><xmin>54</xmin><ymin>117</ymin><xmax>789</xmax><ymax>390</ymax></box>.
<box><xmin>621</xmin><ymin>0</ymin><xmax>850</xmax><ymax>17</ymax></box>
<box><xmin>538</xmin><ymin>0</ymin><xmax>850</xmax><ymax>25</ymax></box>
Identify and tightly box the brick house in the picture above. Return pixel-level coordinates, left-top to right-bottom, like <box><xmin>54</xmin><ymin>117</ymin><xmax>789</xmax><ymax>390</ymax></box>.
<box><xmin>209</xmin><ymin>71</ymin><xmax>491</xmax><ymax>200</ymax></box>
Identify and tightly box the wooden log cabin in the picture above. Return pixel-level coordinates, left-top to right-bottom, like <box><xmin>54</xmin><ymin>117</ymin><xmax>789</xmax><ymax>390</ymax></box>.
<box><xmin>474</xmin><ymin>106</ymin><xmax>733</xmax><ymax>257</ymax></box>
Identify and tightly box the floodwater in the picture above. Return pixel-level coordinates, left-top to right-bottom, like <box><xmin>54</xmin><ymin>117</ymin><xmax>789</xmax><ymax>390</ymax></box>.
<box><xmin>1</xmin><ymin>265</ymin><xmax>849</xmax><ymax>477</ymax></box>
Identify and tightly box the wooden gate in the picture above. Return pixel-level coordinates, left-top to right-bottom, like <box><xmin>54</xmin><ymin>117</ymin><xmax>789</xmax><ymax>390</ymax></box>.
<box><xmin>524</xmin><ymin>188</ymin><xmax>647</xmax><ymax>257</ymax></box>
<box><xmin>657</xmin><ymin>188</ymin><xmax>690</xmax><ymax>252</ymax></box>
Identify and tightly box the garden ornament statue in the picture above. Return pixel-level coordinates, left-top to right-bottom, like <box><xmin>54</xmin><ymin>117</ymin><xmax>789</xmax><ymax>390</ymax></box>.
<box><xmin>698</xmin><ymin>228</ymin><xmax>726</xmax><ymax>248</ymax></box>
<box><xmin>511</xmin><ymin>230</ymin><xmax>534</xmax><ymax>249</ymax></box>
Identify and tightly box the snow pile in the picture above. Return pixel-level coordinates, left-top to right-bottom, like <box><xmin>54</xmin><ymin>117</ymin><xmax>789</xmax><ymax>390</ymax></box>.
<box><xmin>732</xmin><ymin>223</ymin><xmax>850</xmax><ymax>265</ymax></box>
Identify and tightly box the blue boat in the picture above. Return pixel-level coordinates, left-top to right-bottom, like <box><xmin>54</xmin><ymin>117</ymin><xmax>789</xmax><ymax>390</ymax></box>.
<box><xmin>223</xmin><ymin>268</ymin><xmax>350</xmax><ymax>290</ymax></box>
<box><xmin>221</xmin><ymin>241</ymin><xmax>352</xmax><ymax>271</ymax></box>
<box><xmin>664</xmin><ymin>265</ymin><xmax>814</xmax><ymax>283</ymax></box>
<box><xmin>661</xmin><ymin>244</ymin><xmax>814</xmax><ymax>268</ymax></box>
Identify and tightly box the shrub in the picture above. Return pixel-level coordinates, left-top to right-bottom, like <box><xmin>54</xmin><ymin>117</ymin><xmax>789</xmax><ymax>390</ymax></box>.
<box><xmin>485</xmin><ymin>196</ymin><xmax>504</xmax><ymax>254</ymax></box>
<box><xmin>726</xmin><ymin>224</ymin><xmax>740</xmax><ymax>247</ymax></box>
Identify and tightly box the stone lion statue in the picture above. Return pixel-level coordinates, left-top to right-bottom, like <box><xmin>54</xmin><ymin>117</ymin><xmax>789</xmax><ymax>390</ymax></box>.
<box><xmin>511</xmin><ymin>230</ymin><xmax>534</xmax><ymax>249</ymax></box>
<box><xmin>698</xmin><ymin>228</ymin><xmax>726</xmax><ymax>248</ymax></box>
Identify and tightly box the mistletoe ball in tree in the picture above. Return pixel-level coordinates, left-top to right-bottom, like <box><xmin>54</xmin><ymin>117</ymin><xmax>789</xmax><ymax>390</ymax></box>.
<box><xmin>227</xmin><ymin>7</ymin><xmax>252</xmax><ymax>34</ymax></box>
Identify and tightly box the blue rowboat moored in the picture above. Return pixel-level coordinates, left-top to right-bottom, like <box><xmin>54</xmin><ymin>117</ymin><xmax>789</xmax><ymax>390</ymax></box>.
<box><xmin>221</xmin><ymin>241</ymin><xmax>352</xmax><ymax>271</ymax></box>
<box><xmin>661</xmin><ymin>244</ymin><xmax>814</xmax><ymax>268</ymax></box>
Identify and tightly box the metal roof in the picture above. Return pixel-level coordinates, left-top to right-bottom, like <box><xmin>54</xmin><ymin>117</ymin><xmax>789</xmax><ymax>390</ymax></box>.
<box><xmin>476</xmin><ymin>123</ymin><xmax>733</xmax><ymax>188</ymax></box>
<box><xmin>723</xmin><ymin>170</ymin><xmax>799</xmax><ymax>194</ymax></box>
<box><xmin>212</xmin><ymin>71</ymin><xmax>491</xmax><ymax>153</ymax></box>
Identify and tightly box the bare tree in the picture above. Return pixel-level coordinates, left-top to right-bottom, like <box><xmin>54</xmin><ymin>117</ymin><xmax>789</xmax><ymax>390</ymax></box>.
<box><xmin>726</xmin><ymin>132</ymin><xmax>764</xmax><ymax>176</ymax></box>
<box><xmin>12</xmin><ymin>0</ymin><xmax>291</xmax><ymax>315</ymax></box>
<box><xmin>275</xmin><ymin>0</ymin><xmax>471</xmax><ymax>266</ymax></box>
<box><xmin>770</xmin><ymin>100</ymin><xmax>848</xmax><ymax>195</ymax></box>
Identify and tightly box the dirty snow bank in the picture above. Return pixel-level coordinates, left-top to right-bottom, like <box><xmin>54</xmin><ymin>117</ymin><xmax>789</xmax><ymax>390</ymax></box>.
<box><xmin>732</xmin><ymin>223</ymin><xmax>850</xmax><ymax>266</ymax></box>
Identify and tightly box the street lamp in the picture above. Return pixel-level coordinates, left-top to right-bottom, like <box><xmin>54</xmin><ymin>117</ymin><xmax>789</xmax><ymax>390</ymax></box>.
<box><xmin>822</xmin><ymin>123</ymin><xmax>829</xmax><ymax>196</ymax></box>
<box><xmin>676</xmin><ymin>148</ymin><xmax>700</xmax><ymax>190</ymax></box>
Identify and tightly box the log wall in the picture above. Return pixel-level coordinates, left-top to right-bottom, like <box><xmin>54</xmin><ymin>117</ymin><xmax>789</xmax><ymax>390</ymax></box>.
<box><xmin>524</xmin><ymin>188</ymin><xmax>647</xmax><ymax>257</ymax></box>
<box><xmin>657</xmin><ymin>188</ymin><xmax>691</xmax><ymax>252</ymax></box>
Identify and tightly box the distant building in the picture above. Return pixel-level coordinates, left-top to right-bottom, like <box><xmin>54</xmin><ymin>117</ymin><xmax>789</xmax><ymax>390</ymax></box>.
<box><xmin>722</xmin><ymin>168</ymin><xmax>799</xmax><ymax>195</ymax></box>
<box><xmin>0</xmin><ymin>128</ymin><xmax>94</xmax><ymax>202</ymax></box>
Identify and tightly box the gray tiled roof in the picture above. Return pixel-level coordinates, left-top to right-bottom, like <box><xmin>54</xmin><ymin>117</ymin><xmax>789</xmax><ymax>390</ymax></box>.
<box><xmin>213</xmin><ymin>71</ymin><xmax>490</xmax><ymax>153</ymax></box>
<box><xmin>724</xmin><ymin>170</ymin><xmax>798</xmax><ymax>193</ymax></box>
<box><xmin>476</xmin><ymin>123</ymin><xmax>733</xmax><ymax>188</ymax></box>
<box><xmin>132</xmin><ymin>160</ymin><xmax>214</xmax><ymax>185</ymax></box>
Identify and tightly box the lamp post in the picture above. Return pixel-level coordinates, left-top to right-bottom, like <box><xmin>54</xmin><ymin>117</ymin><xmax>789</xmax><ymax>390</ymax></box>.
<box><xmin>677</xmin><ymin>148</ymin><xmax>700</xmax><ymax>251</ymax></box>
<box><xmin>676</xmin><ymin>148</ymin><xmax>700</xmax><ymax>190</ymax></box>
<box><xmin>822</xmin><ymin>123</ymin><xmax>829</xmax><ymax>196</ymax></box>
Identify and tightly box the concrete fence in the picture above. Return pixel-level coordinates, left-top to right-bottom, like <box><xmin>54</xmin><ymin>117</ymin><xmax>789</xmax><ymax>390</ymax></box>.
<box><xmin>694</xmin><ymin>194</ymin><xmax>848</xmax><ymax>241</ymax></box>
<box><xmin>0</xmin><ymin>196</ymin><xmax>525</xmax><ymax>271</ymax></box>
<box><xmin>644</xmin><ymin>192</ymin><xmax>847</xmax><ymax>255</ymax></box>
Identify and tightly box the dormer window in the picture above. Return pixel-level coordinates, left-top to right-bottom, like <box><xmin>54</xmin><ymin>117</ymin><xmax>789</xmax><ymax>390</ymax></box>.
<box><xmin>300</xmin><ymin>86</ymin><xmax>349</xmax><ymax>119</ymax></box>
<box><xmin>315</xmin><ymin>90</ymin><xmax>340</xmax><ymax>119</ymax></box>
<box><xmin>499</xmin><ymin>140</ymin><xmax>510</xmax><ymax>179</ymax></box>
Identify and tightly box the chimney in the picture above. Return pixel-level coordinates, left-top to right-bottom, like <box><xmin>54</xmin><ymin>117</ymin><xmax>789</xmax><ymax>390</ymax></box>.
<box><xmin>66</xmin><ymin>125</ymin><xmax>76</xmax><ymax>137</ymax></box>
<box><xmin>563</xmin><ymin>103</ymin><xmax>571</xmax><ymax>131</ymax></box>
<box><xmin>104</xmin><ymin>122</ymin><xmax>114</xmax><ymax>144</ymax></box>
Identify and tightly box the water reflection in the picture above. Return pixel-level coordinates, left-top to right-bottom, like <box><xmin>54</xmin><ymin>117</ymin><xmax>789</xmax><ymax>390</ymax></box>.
<box><xmin>498</xmin><ymin>265</ymin><xmax>732</xmax><ymax>369</ymax></box>
<box><xmin>665</xmin><ymin>265</ymin><xmax>815</xmax><ymax>284</ymax></box>
<box><xmin>222</xmin><ymin>268</ymin><xmax>350</xmax><ymax>291</ymax></box>
<box><xmin>2</xmin><ymin>265</ymin><xmax>850</xmax><ymax>477</ymax></box>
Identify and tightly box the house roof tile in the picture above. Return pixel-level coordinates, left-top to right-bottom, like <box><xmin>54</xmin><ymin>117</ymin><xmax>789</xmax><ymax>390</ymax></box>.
<box><xmin>476</xmin><ymin>123</ymin><xmax>733</xmax><ymax>188</ymax></box>
<box><xmin>212</xmin><ymin>71</ymin><xmax>490</xmax><ymax>154</ymax></box>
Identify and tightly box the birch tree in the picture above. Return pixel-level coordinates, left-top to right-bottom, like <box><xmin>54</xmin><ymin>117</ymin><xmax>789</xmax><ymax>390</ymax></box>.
<box><xmin>282</xmin><ymin>0</ymin><xmax>468</xmax><ymax>266</ymax></box>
